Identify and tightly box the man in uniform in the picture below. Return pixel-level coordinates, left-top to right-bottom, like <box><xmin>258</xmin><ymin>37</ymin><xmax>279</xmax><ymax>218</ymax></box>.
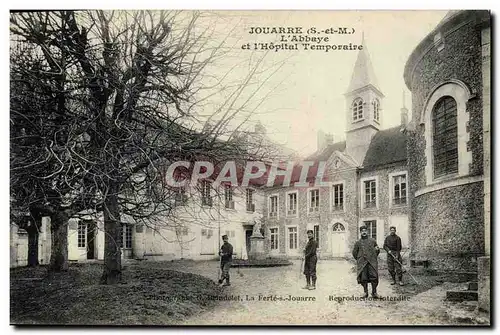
<box><xmin>303</xmin><ymin>229</ymin><xmax>318</xmax><ymax>290</ymax></box>
<box><xmin>218</xmin><ymin>234</ymin><xmax>233</xmax><ymax>286</ymax></box>
<box><xmin>383</xmin><ymin>226</ymin><xmax>404</xmax><ymax>286</ymax></box>
<box><xmin>352</xmin><ymin>226</ymin><xmax>380</xmax><ymax>298</ymax></box>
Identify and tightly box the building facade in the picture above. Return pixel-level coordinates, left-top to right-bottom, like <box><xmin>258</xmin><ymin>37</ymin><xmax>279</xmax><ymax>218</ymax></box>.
<box><xmin>10</xmin><ymin>182</ymin><xmax>266</xmax><ymax>266</ymax></box>
<box><xmin>261</xmin><ymin>38</ymin><xmax>410</xmax><ymax>260</ymax></box>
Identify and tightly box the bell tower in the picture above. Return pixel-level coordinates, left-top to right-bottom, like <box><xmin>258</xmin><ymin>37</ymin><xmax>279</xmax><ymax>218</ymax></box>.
<box><xmin>344</xmin><ymin>35</ymin><xmax>384</xmax><ymax>165</ymax></box>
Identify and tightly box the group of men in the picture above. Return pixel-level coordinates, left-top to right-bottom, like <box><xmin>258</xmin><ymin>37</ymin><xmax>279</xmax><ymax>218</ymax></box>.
<box><xmin>217</xmin><ymin>226</ymin><xmax>405</xmax><ymax>298</ymax></box>
<box><xmin>302</xmin><ymin>225</ymin><xmax>404</xmax><ymax>297</ymax></box>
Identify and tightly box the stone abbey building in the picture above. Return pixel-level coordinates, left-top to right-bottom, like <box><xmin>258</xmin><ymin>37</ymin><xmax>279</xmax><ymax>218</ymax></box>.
<box><xmin>12</xmin><ymin>14</ymin><xmax>490</xmax><ymax>312</ymax></box>
<box><xmin>260</xmin><ymin>36</ymin><xmax>410</xmax><ymax>260</ymax></box>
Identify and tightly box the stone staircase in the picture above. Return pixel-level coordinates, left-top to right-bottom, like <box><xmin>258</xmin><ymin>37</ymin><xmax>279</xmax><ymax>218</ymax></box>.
<box><xmin>446</xmin><ymin>281</ymin><xmax>478</xmax><ymax>302</ymax></box>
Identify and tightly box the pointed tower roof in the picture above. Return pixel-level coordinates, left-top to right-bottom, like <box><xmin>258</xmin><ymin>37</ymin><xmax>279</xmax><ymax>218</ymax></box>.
<box><xmin>346</xmin><ymin>34</ymin><xmax>383</xmax><ymax>96</ymax></box>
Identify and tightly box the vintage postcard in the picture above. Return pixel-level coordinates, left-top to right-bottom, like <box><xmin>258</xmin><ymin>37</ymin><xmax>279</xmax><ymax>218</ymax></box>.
<box><xmin>9</xmin><ymin>9</ymin><xmax>491</xmax><ymax>326</ymax></box>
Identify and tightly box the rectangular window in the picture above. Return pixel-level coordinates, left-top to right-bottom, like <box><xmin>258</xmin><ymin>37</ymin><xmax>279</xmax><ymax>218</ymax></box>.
<box><xmin>201</xmin><ymin>228</ymin><xmax>213</xmax><ymax>238</ymax></box>
<box><xmin>77</xmin><ymin>222</ymin><xmax>86</xmax><ymax>248</ymax></box>
<box><xmin>270</xmin><ymin>228</ymin><xmax>279</xmax><ymax>250</ymax></box>
<box><xmin>176</xmin><ymin>227</ymin><xmax>189</xmax><ymax>236</ymax></box>
<box><xmin>393</xmin><ymin>174</ymin><xmax>407</xmax><ymax>205</ymax></box>
<box><xmin>201</xmin><ymin>180</ymin><xmax>212</xmax><ymax>206</ymax></box>
<box><xmin>174</xmin><ymin>187</ymin><xmax>187</xmax><ymax>206</ymax></box>
<box><xmin>313</xmin><ymin>225</ymin><xmax>320</xmax><ymax>248</ymax></box>
<box><xmin>269</xmin><ymin>195</ymin><xmax>278</xmax><ymax>218</ymax></box>
<box><xmin>123</xmin><ymin>225</ymin><xmax>133</xmax><ymax>249</ymax></box>
<box><xmin>364</xmin><ymin>180</ymin><xmax>377</xmax><ymax>208</ymax></box>
<box><xmin>309</xmin><ymin>189</ymin><xmax>320</xmax><ymax>213</ymax></box>
<box><xmin>246</xmin><ymin>189</ymin><xmax>255</xmax><ymax>212</ymax></box>
<box><xmin>288</xmin><ymin>227</ymin><xmax>298</xmax><ymax>250</ymax></box>
<box><xmin>333</xmin><ymin>183</ymin><xmax>344</xmax><ymax>211</ymax></box>
<box><xmin>363</xmin><ymin>220</ymin><xmax>377</xmax><ymax>240</ymax></box>
<box><xmin>225</xmin><ymin>230</ymin><xmax>235</xmax><ymax>238</ymax></box>
<box><xmin>287</xmin><ymin>192</ymin><xmax>297</xmax><ymax>216</ymax></box>
<box><xmin>224</xmin><ymin>185</ymin><xmax>234</xmax><ymax>209</ymax></box>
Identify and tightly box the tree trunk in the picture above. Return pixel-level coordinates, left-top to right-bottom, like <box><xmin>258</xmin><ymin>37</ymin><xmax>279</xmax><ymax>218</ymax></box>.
<box><xmin>100</xmin><ymin>183</ymin><xmax>122</xmax><ymax>284</ymax></box>
<box><xmin>49</xmin><ymin>211</ymin><xmax>69</xmax><ymax>272</ymax></box>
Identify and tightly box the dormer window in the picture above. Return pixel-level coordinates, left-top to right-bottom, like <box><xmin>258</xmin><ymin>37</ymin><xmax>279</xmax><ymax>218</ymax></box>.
<box><xmin>352</xmin><ymin>98</ymin><xmax>364</xmax><ymax>121</ymax></box>
<box><xmin>372</xmin><ymin>99</ymin><xmax>380</xmax><ymax>123</ymax></box>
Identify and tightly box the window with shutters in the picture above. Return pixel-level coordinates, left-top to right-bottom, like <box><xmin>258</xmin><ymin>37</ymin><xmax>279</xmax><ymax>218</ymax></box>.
<box><xmin>432</xmin><ymin>96</ymin><xmax>458</xmax><ymax>178</ymax></box>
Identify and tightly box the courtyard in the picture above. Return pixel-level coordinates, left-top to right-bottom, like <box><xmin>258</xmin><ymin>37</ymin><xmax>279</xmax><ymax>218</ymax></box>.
<box><xmin>134</xmin><ymin>259</ymin><xmax>478</xmax><ymax>325</ymax></box>
<box><xmin>11</xmin><ymin>259</ymin><xmax>487</xmax><ymax>325</ymax></box>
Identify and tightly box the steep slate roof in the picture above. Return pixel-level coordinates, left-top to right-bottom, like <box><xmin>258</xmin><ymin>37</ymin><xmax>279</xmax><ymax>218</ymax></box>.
<box><xmin>305</xmin><ymin>141</ymin><xmax>346</xmax><ymax>162</ymax></box>
<box><xmin>362</xmin><ymin>126</ymin><xmax>407</xmax><ymax>169</ymax></box>
<box><xmin>265</xmin><ymin>141</ymin><xmax>347</xmax><ymax>187</ymax></box>
<box><xmin>346</xmin><ymin>37</ymin><xmax>382</xmax><ymax>95</ymax></box>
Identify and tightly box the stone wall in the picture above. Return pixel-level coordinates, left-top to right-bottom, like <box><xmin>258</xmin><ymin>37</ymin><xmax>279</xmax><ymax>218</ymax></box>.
<box><xmin>410</xmin><ymin>182</ymin><xmax>484</xmax><ymax>271</ymax></box>
<box><xmin>404</xmin><ymin>11</ymin><xmax>488</xmax><ymax>272</ymax></box>
<box><xmin>479</xmin><ymin>22</ymin><xmax>491</xmax><ymax>313</ymax></box>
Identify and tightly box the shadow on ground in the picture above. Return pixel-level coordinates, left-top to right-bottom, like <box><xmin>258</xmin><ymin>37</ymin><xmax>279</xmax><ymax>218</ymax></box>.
<box><xmin>10</xmin><ymin>262</ymin><xmax>222</xmax><ymax>325</ymax></box>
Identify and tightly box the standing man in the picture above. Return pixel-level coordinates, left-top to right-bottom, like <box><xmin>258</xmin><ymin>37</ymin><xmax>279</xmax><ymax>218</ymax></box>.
<box><xmin>352</xmin><ymin>226</ymin><xmax>380</xmax><ymax>298</ymax></box>
<box><xmin>218</xmin><ymin>234</ymin><xmax>233</xmax><ymax>287</ymax></box>
<box><xmin>383</xmin><ymin>226</ymin><xmax>404</xmax><ymax>286</ymax></box>
<box><xmin>303</xmin><ymin>229</ymin><xmax>318</xmax><ymax>290</ymax></box>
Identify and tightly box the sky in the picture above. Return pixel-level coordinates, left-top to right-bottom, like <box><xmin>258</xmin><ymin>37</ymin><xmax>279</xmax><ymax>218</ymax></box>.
<box><xmin>196</xmin><ymin>10</ymin><xmax>448</xmax><ymax>156</ymax></box>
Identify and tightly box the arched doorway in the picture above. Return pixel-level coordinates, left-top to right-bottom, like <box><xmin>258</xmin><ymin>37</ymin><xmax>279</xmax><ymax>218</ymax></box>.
<box><xmin>331</xmin><ymin>222</ymin><xmax>346</xmax><ymax>257</ymax></box>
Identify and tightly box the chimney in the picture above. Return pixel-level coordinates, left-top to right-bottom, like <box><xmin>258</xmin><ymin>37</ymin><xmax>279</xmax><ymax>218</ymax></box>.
<box><xmin>317</xmin><ymin>130</ymin><xmax>335</xmax><ymax>152</ymax></box>
<box><xmin>254</xmin><ymin>121</ymin><xmax>266</xmax><ymax>135</ymax></box>
<box><xmin>325</xmin><ymin>134</ymin><xmax>334</xmax><ymax>146</ymax></box>
<box><xmin>401</xmin><ymin>91</ymin><xmax>409</xmax><ymax>126</ymax></box>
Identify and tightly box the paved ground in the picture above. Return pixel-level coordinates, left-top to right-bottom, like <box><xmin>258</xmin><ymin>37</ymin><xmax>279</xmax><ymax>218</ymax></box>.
<box><xmin>152</xmin><ymin>259</ymin><xmax>456</xmax><ymax>325</ymax></box>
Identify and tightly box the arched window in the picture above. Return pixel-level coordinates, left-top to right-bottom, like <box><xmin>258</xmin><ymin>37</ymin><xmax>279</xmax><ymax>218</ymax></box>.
<box><xmin>352</xmin><ymin>98</ymin><xmax>364</xmax><ymax>121</ymax></box>
<box><xmin>372</xmin><ymin>99</ymin><xmax>380</xmax><ymax>122</ymax></box>
<box><xmin>332</xmin><ymin>223</ymin><xmax>345</xmax><ymax>232</ymax></box>
<box><xmin>432</xmin><ymin>96</ymin><xmax>458</xmax><ymax>178</ymax></box>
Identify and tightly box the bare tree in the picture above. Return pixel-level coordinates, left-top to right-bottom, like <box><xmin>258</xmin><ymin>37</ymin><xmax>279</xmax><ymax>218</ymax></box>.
<box><xmin>10</xmin><ymin>38</ymin><xmax>101</xmax><ymax>270</ymax></box>
<box><xmin>10</xmin><ymin>10</ymin><xmax>285</xmax><ymax>283</ymax></box>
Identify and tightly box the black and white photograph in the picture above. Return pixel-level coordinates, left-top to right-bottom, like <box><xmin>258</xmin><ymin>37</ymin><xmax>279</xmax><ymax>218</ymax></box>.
<box><xmin>8</xmin><ymin>8</ymin><xmax>492</xmax><ymax>326</ymax></box>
